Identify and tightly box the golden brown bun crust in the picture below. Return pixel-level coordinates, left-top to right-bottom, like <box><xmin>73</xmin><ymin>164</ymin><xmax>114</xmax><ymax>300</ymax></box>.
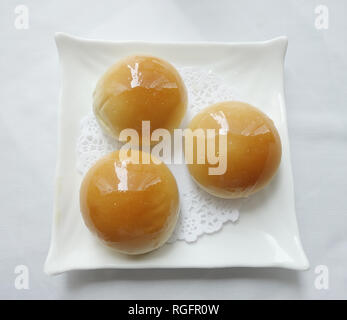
<box><xmin>80</xmin><ymin>150</ymin><xmax>179</xmax><ymax>254</ymax></box>
<box><xmin>93</xmin><ymin>55</ymin><xmax>187</xmax><ymax>142</ymax></box>
<box><xmin>187</xmin><ymin>101</ymin><xmax>282</xmax><ymax>198</ymax></box>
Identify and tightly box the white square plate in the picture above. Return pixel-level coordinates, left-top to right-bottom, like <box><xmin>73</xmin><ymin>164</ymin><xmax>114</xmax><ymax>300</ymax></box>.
<box><xmin>44</xmin><ymin>33</ymin><xmax>309</xmax><ymax>275</ymax></box>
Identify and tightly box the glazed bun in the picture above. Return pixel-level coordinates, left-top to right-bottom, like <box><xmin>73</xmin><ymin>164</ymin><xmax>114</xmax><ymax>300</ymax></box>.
<box><xmin>93</xmin><ymin>55</ymin><xmax>187</xmax><ymax>144</ymax></box>
<box><xmin>187</xmin><ymin>101</ymin><xmax>282</xmax><ymax>199</ymax></box>
<box><xmin>80</xmin><ymin>150</ymin><xmax>179</xmax><ymax>254</ymax></box>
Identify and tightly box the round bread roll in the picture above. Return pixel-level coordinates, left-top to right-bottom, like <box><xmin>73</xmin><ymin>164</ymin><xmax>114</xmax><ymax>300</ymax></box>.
<box><xmin>80</xmin><ymin>150</ymin><xmax>179</xmax><ymax>254</ymax></box>
<box><xmin>187</xmin><ymin>101</ymin><xmax>282</xmax><ymax>199</ymax></box>
<box><xmin>93</xmin><ymin>55</ymin><xmax>187</xmax><ymax>144</ymax></box>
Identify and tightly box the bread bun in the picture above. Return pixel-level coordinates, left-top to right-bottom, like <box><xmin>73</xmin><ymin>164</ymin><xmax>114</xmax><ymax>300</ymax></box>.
<box><xmin>187</xmin><ymin>101</ymin><xmax>282</xmax><ymax>198</ymax></box>
<box><xmin>93</xmin><ymin>55</ymin><xmax>187</xmax><ymax>144</ymax></box>
<box><xmin>80</xmin><ymin>150</ymin><xmax>179</xmax><ymax>254</ymax></box>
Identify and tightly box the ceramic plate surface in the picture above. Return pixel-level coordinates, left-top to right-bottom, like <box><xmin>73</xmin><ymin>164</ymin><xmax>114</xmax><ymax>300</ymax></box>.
<box><xmin>44</xmin><ymin>33</ymin><xmax>309</xmax><ymax>275</ymax></box>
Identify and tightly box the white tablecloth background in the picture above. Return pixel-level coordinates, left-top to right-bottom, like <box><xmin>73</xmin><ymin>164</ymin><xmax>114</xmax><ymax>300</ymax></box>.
<box><xmin>1</xmin><ymin>0</ymin><xmax>346</xmax><ymax>299</ymax></box>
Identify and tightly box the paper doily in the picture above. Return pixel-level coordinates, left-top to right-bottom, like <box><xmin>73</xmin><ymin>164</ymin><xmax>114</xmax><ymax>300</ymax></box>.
<box><xmin>77</xmin><ymin>67</ymin><xmax>246</xmax><ymax>243</ymax></box>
